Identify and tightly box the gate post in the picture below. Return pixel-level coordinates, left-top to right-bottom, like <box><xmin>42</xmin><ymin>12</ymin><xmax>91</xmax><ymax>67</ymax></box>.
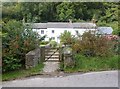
<box><xmin>40</xmin><ymin>46</ymin><xmax>45</xmax><ymax>62</ymax></box>
<box><xmin>59</xmin><ymin>47</ymin><xmax>64</xmax><ymax>62</ymax></box>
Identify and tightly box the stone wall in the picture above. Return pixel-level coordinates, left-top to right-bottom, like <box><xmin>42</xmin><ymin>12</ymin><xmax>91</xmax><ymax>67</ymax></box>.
<box><xmin>25</xmin><ymin>48</ymin><xmax>41</xmax><ymax>69</ymax></box>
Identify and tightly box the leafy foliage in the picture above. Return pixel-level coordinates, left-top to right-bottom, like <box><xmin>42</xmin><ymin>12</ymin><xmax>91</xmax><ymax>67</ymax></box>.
<box><xmin>2</xmin><ymin>2</ymin><xmax>118</xmax><ymax>22</ymax></box>
<box><xmin>56</xmin><ymin>2</ymin><xmax>75</xmax><ymax>21</ymax></box>
<box><xmin>2</xmin><ymin>20</ymin><xmax>40</xmax><ymax>72</ymax></box>
<box><xmin>49</xmin><ymin>41</ymin><xmax>57</xmax><ymax>48</ymax></box>
<box><xmin>60</xmin><ymin>30</ymin><xmax>75</xmax><ymax>45</ymax></box>
<box><xmin>72</xmin><ymin>31</ymin><xmax>115</xmax><ymax>57</ymax></box>
<box><xmin>40</xmin><ymin>41</ymin><xmax>49</xmax><ymax>45</ymax></box>
<box><xmin>2</xmin><ymin>56</ymin><xmax>22</xmax><ymax>72</ymax></box>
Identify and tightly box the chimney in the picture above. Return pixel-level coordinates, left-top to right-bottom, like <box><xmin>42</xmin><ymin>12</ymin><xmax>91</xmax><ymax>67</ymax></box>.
<box><xmin>92</xmin><ymin>19</ymin><xmax>97</xmax><ymax>29</ymax></box>
<box><xmin>92</xmin><ymin>19</ymin><xmax>96</xmax><ymax>23</ymax></box>
<box><xmin>69</xmin><ymin>19</ymin><xmax>72</xmax><ymax>23</ymax></box>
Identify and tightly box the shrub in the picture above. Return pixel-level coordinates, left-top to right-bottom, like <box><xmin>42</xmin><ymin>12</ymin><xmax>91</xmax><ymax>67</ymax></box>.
<box><xmin>60</xmin><ymin>30</ymin><xmax>75</xmax><ymax>45</ymax></box>
<box><xmin>49</xmin><ymin>41</ymin><xmax>57</xmax><ymax>48</ymax></box>
<box><xmin>108</xmin><ymin>35</ymin><xmax>120</xmax><ymax>55</ymax></box>
<box><xmin>2</xmin><ymin>55</ymin><xmax>22</xmax><ymax>72</ymax></box>
<box><xmin>2</xmin><ymin>20</ymin><xmax>40</xmax><ymax>72</ymax></box>
<box><xmin>72</xmin><ymin>30</ymin><xmax>114</xmax><ymax>57</ymax></box>
<box><xmin>40</xmin><ymin>41</ymin><xmax>49</xmax><ymax>45</ymax></box>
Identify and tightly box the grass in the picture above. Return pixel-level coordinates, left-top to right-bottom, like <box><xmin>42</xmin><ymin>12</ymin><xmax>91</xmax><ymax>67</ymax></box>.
<box><xmin>61</xmin><ymin>54</ymin><xmax>119</xmax><ymax>73</ymax></box>
<box><xmin>2</xmin><ymin>63</ymin><xmax>44</xmax><ymax>81</ymax></box>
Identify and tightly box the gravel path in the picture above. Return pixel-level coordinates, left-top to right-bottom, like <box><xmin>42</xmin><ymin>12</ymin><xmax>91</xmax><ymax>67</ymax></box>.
<box><xmin>2</xmin><ymin>70</ymin><xmax>118</xmax><ymax>87</ymax></box>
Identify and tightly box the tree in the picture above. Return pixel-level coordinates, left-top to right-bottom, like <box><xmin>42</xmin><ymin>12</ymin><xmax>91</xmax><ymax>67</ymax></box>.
<box><xmin>21</xmin><ymin>2</ymin><xmax>43</xmax><ymax>23</ymax></box>
<box><xmin>2</xmin><ymin>2</ymin><xmax>23</xmax><ymax>22</ymax></box>
<box><xmin>56</xmin><ymin>2</ymin><xmax>75</xmax><ymax>21</ymax></box>
<box><xmin>2</xmin><ymin>2</ymin><xmax>118</xmax><ymax>23</ymax></box>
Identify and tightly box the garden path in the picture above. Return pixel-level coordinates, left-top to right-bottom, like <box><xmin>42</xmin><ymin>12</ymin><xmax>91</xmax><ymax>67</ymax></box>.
<box><xmin>42</xmin><ymin>48</ymin><xmax>60</xmax><ymax>74</ymax></box>
<box><xmin>42</xmin><ymin>62</ymin><xmax>60</xmax><ymax>73</ymax></box>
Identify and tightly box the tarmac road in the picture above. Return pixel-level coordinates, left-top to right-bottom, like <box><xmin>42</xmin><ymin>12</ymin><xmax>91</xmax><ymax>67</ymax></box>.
<box><xmin>2</xmin><ymin>70</ymin><xmax>118</xmax><ymax>87</ymax></box>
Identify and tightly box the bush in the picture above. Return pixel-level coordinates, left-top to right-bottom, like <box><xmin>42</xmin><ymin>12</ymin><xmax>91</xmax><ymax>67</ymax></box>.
<box><xmin>72</xmin><ymin>30</ymin><xmax>114</xmax><ymax>57</ymax></box>
<box><xmin>49</xmin><ymin>41</ymin><xmax>57</xmax><ymax>48</ymax></box>
<box><xmin>60</xmin><ymin>30</ymin><xmax>75</xmax><ymax>45</ymax></box>
<box><xmin>2</xmin><ymin>55</ymin><xmax>22</xmax><ymax>72</ymax></box>
<box><xmin>40</xmin><ymin>41</ymin><xmax>49</xmax><ymax>45</ymax></box>
<box><xmin>2</xmin><ymin>20</ymin><xmax>40</xmax><ymax>72</ymax></box>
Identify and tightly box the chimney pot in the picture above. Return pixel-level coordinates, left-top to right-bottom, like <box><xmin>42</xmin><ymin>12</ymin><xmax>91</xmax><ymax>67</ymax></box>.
<box><xmin>69</xmin><ymin>19</ymin><xmax>72</xmax><ymax>23</ymax></box>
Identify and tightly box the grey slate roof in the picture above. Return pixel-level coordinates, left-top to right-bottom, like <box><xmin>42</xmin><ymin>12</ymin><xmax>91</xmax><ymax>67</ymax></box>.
<box><xmin>26</xmin><ymin>22</ymin><xmax>96</xmax><ymax>29</ymax></box>
<box><xmin>97</xmin><ymin>27</ymin><xmax>113</xmax><ymax>34</ymax></box>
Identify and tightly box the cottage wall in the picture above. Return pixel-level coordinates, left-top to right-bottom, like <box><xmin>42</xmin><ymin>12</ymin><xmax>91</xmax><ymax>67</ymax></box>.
<box><xmin>33</xmin><ymin>28</ymin><xmax>96</xmax><ymax>43</ymax></box>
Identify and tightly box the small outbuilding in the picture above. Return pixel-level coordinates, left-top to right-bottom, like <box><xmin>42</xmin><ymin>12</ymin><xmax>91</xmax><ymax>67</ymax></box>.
<box><xmin>97</xmin><ymin>27</ymin><xmax>113</xmax><ymax>35</ymax></box>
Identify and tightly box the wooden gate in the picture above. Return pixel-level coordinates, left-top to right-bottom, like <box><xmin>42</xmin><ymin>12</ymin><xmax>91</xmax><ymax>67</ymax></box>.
<box><xmin>40</xmin><ymin>46</ymin><xmax>63</xmax><ymax>62</ymax></box>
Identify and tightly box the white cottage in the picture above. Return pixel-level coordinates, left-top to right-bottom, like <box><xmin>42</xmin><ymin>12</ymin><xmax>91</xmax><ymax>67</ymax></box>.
<box><xmin>26</xmin><ymin>22</ymin><xmax>97</xmax><ymax>43</ymax></box>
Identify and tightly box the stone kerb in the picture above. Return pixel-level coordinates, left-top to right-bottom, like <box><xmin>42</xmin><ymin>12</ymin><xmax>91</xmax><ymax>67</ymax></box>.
<box><xmin>25</xmin><ymin>48</ymin><xmax>40</xmax><ymax>69</ymax></box>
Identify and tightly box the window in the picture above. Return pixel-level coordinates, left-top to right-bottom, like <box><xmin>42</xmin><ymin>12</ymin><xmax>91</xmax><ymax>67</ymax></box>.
<box><xmin>76</xmin><ymin>30</ymin><xmax>78</xmax><ymax>34</ymax></box>
<box><xmin>51</xmin><ymin>37</ymin><xmax>55</xmax><ymax>40</ymax></box>
<box><xmin>57</xmin><ymin>37</ymin><xmax>60</xmax><ymax>39</ymax></box>
<box><xmin>52</xmin><ymin>30</ymin><xmax>54</xmax><ymax>33</ymax></box>
<box><xmin>41</xmin><ymin>30</ymin><xmax>44</xmax><ymax>34</ymax></box>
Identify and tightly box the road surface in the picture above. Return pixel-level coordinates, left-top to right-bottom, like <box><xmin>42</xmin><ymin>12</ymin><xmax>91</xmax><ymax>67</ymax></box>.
<box><xmin>2</xmin><ymin>70</ymin><xmax>118</xmax><ymax>87</ymax></box>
